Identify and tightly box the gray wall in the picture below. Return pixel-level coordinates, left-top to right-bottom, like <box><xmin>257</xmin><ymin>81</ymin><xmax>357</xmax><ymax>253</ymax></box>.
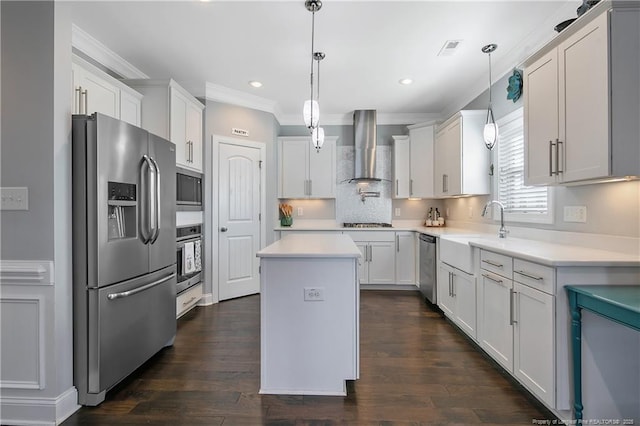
<box><xmin>1</xmin><ymin>1</ymin><xmax>75</xmax><ymax>420</ymax></box>
<box><xmin>1</xmin><ymin>0</ymin><xmax>56</xmax><ymax>260</ymax></box>
<box><xmin>443</xmin><ymin>71</ymin><xmax>640</xmax><ymax>237</ymax></box>
<box><xmin>203</xmin><ymin>100</ymin><xmax>280</xmax><ymax>298</ymax></box>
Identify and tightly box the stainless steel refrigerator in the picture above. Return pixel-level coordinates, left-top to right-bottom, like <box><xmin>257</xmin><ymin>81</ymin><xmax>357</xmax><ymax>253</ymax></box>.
<box><xmin>72</xmin><ymin>113</ymin><xmax>176</xmax><ymax>406</ymax></box>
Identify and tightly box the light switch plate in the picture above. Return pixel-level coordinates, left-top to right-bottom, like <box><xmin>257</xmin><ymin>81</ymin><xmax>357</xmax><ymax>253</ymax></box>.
<box><xmin>564</xmin><ymin>206</ymin><xmax>587</xmax><ymax>223</ymax></box>
<box><xmin>1</xmin><ymin>187</ymin><xmax>29</xmax><ymax>210</ymax></box>
<box><xmin>297</xmin><ymin>207</ymin><xmax>304</xmax><ymax>216</ymax></box>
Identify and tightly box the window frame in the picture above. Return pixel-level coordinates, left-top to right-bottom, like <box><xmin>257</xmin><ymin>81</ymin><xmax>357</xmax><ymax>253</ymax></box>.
<box><xmin>491</xmin><ymin>107</ymin><xmax>554</xmax><ymax>225</ymax></box>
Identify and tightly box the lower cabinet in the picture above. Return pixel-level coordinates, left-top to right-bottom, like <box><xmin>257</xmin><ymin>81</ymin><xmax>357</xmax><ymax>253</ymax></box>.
<box><xmin>478</xmin><ymin>271</ymin><xmax>514</xmax><ymax>372</ymax></box>
<box><xmin>395</xmin><ymin>232</ymin><xmax>417</xmax><ymax>285</ymax></box>
<box><xmin>437</xmin><ymin>262</ymin><xmax>476</xmax><ymax>338</ymax></box>
<box><xmin>177</xmin><ymin>282</ymin><xmax>202</xmax><ymax>319</ymax></box>
<box><xmin>513</xmin><ymin>281</ymin><xmax>554</xmax><ymax>407</ymax></box>
<box><xmin>477</xmin><ymin>249</ymin><xmax>555</xmax><ymax>408</ymax></box>
<box><xmin>344</xmin><ymin>232</ymin><xmax>396</xmax><ymax>285</ymax></box>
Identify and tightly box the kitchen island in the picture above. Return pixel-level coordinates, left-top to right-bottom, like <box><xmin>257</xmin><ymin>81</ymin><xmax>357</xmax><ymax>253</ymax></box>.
<box><xmin>257</xmin><ymin>234</ymin><xmax>361</xmax><ymax>395</ymax></box>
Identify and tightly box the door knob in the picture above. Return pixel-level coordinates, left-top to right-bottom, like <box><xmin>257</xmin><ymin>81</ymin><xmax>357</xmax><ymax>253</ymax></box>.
<box><xmin>220</xmin><ymin>227</ymin><xmax>228</xmax><ymax>232</ymax></box>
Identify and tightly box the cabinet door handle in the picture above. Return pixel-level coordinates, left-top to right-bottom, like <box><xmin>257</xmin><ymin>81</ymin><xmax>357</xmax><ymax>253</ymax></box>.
<box><xmin>510</xmin><ymin>289</ymin><xmax>517</xmax><ymax>325</ymax></box>
<box><xmin>368</xmin><ymin>245</ymin><xmax>372</xmax><ymax>262</ymax></box>
<box><xmin>309</xmin><ymin>180</ymin><xmax>312</xmax><ymax>196</ymax></box>
<box><xmin>186</xmin><ymin>142</ymin><xmax>190</xmax><ymax>163</ymax></box>
<box><xmin>451</xmin><ymin>272</ymin><xmax>455</xmax><ymax>297</ymax></box>
<box><xmin>556</xmin><ymin>139</ymin><xmax>563</xmax><ymax>174</ymax></box>
<box><xmin>82</xmin><ymin>89</ymin><xmax>88</xmax><ymax>115</ymax></box>
<box><xmin>443</xmin><ymin>174</ymin><xmax>448</xmax><ymax>193</ymax></box>
<box><xmin>396</xmin><ymin>179</ymin><xmax>399</xmax><ymax>196</ymax></box>
<box><xmin>182</xmin><ymin>296</ymin><xmax>197</xmax><ymax>307</ymax></box>
<box><xmin>410</xmin><ymin>179</ymin><xmax>413</xmax><ymax>196</ymax></box>
<box><xmin>482</xmin><ymin>259</ymin><xmax>503</xmax><ymax>268</ymax></box>
<box><xmin>514</xmin><ymin>270</ymin><xmax>544</xmax><ymax>281</ymax></box>
<box><xmin>549</xmin><ymin>140</ymin><xmax>554</xmax><ymax>176</ymax></box>
<box><xmin>482</xmin><ymin>273</ymin><xmax>503</xmax><ymax>284</ymax></box>
<box><xmin>396</xmin><ymin>235</ymin><xmax>399</xmax><ymax>252</ymax></box>
<box><xmin>75</xmin><ymin>87</ymin><xmax>82</xmax><ymax>114</ymax></box>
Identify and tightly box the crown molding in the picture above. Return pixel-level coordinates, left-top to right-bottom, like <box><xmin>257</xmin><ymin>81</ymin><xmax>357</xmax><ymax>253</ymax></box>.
<box><xmin>71</xmin><ymin>24</ymin><xmax>149</xmax><ymax>79</ymax></box>
<box><xmin>205</xmin><ymin>82</ymin><xmax>280</xmax><ymax>118</ymax></box>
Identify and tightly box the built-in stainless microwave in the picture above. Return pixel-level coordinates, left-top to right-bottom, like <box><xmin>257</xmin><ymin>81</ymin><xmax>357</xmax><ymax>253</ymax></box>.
<box><xmin>176</xmin><ymin>168</ymin><xmax>202</xmax><ymax>211</ymax></box>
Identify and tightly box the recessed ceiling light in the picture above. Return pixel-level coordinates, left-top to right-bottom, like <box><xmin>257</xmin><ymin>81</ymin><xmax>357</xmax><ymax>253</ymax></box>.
<box><xmin>248</xmin><ymin>81</ymin><xmax>262</xmax><ymax>88</ymax></box>
<box><xmin>399</xmin><ymin>78</ymin><xmax>413</xmax><ymax>85</ymax></box>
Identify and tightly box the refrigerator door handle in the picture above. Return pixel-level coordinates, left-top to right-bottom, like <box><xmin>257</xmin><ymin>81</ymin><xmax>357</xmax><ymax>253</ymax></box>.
<box><xmin>149</xmin><ymin>156</ymin><xmax>161</xmax><ymax>244</ymax></box>
<box><xmin>140</xmin><ymin>155</ymin><xmax>155</xmax><ymax>244</ymax></box>
<box><xmin>107</xmin><ymin>273</ymin><xmax>176</xmax><ymax>300</ymax></box>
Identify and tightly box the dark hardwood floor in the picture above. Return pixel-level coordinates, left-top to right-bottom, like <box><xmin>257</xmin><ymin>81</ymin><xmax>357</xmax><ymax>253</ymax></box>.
<box><xmin>62</xmin><ymin>290</ymin><xmax>552</xmax><ymax>425</ymax></box>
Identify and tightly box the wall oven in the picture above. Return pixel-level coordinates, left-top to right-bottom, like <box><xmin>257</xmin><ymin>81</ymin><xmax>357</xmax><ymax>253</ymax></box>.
<box><xmin>176</xmin><ymin>224</ymin><xmax>202</xmax><ymax>294</ymax></box>
<box><xmin>176</xmin><ymin>168</ymin><xmax>202</xmax><ymax>211</ymax></box>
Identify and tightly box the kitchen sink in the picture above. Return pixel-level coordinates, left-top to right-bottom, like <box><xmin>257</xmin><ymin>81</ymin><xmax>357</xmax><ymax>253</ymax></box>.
<box><xmin>439</xmin><ymin>234</ymin><xmax>488</xmax><ymax>274</ymax></box>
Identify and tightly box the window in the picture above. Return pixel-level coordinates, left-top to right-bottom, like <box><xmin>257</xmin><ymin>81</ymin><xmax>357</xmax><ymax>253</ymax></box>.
<box><xmin>493</xmin><ymin>108</ymin><xmax>553</xmax><ymax>224</ymax></box>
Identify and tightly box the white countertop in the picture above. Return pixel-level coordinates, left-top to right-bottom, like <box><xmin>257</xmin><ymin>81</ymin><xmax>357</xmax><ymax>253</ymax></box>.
<box><xmin>257</xmin><ymin>234</ymin><xmax>361</xmax><ymax>258</ymax></box>
<box><xmin>274</xmin><ymin>221</ymin><xmax>640</xmax><ymax>267</ymax></box>
<box><xmin>466</xmin><ymin>236</ymin><xmax>640</xmax><ymax>267</ymax></box>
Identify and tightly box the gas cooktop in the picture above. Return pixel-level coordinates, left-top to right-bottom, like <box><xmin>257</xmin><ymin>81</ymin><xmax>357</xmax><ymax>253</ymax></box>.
<box><xmin>342</xmin><ymin>222</ymin><xmax>393</xmax><ymax>228</ymax></box>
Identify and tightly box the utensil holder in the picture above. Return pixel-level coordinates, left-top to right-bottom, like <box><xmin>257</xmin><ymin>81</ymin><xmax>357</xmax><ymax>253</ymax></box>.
<box><xmin>280</xmin><ymin>216</ymin><xmax>293</xmax><ymax>227</ymax></box>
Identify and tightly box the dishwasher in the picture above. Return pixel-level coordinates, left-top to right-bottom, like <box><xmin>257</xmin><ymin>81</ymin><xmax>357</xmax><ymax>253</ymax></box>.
<box><xmin>419</xmin><ymin>234</ymin><xmax>437</xmax><ymax>304</ymax></box>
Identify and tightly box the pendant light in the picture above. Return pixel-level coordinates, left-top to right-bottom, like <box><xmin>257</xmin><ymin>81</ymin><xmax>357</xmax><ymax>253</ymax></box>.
<box><xmin>303</xmin><ymin>0</ymin><xmax>322</xmax><ymax>130</ymax></box>
<box><xmin>482</xmin><ymin>43</ymin><xmax>498</xmax><ymax>150</ymax></box>
<box><xmin>311</xmin><ymin>51</ymin><xmax>325</xmax><ymax>151</ymax></box>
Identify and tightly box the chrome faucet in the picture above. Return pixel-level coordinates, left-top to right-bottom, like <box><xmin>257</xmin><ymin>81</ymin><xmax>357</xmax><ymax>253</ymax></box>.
<box><xmin>482</xmin><ymin>200</ymin><xmax>508</xmax><ymax>238</ymax></box>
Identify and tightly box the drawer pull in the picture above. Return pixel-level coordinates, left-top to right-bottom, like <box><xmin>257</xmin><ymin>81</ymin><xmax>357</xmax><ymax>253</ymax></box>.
<box><xmin>482</xmin><ymin>259</ymin><xmax>503</xmax><ymax>268</ymax></box>
<box><xmin>182</xmin><ymin>296</ymin><xmax>197</xmax><ymax>307</ymax></box>
<box><xmin>515</xmin><ymin>270</ymin><xmax>544</xmax><ymax>281</ymax></box>
<box><xmin>482</xmin><ymin>273</ymin><xmax>503</xmax><ymax>284</ymax></box>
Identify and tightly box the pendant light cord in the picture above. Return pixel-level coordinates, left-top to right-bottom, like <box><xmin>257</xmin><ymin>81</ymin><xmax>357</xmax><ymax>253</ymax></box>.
<box><xmin>309</xmin><ymin>10</ymin><xmax>315</xmax><ymax>131</ymax></box>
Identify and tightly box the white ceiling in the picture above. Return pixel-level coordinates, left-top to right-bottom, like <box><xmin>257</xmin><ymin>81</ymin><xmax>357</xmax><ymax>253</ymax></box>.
<box><xmin>69</xmin><ymin>0</ymin><xmax>581</xmax><ymax>125</ymax></box>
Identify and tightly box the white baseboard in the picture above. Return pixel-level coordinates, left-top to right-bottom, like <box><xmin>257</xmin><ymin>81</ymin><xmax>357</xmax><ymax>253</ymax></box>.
<box><xmin>0</xmin><ymin>386</ymin><xmax>79</xmax><ymax>426</ymax></box>
<box><xmin>197</xmin><ymin>292</ymin><xmax>215</xmax><ymax>306</ymax></box>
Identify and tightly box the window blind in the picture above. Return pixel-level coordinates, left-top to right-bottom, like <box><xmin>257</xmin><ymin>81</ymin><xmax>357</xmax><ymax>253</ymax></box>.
<box><xmin>497</xmin><ymin>109</ymin><xmax>549</xmax><ymax>216</ymax></box>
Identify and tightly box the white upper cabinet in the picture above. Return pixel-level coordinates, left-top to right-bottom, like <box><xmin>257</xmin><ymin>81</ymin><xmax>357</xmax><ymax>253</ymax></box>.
<box><xmin>434</xmin><ymin>110</ymin><xmax>489</xmax><ymax>197</ymax></box>
<box><xmin>524</xmin><ymin>5</ymin><xmax>640</xmax><ymax>185</ymax></box>
<box><xmin>392</xmin><ymin>124</ymin><xmax>435</xmax><ymax>199</ymax></box>
<box><xmin>277</xmin><ymin>136</ymin><xmax>337</xmax><ymax>199</ymax></box>
<box><xmin>124</xmin><ymin>79</ymin><xmax>205</xmax><ymax>173</ymax></box>
<box><xmin>72</xmin><ymin>56</ymin><xmax>142</xmax><ymax>126</ymax></box>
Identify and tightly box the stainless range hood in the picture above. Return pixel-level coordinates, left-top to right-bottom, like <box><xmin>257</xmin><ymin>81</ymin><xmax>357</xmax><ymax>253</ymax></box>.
<box><xmin>351</xmin><ymin>110</ymin><xmax>380</xmax><ymax>182</ymax></box>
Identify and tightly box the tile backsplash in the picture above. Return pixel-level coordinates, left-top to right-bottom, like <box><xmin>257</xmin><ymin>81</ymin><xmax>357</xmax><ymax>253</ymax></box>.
<box><xmin>336</xmin><ymin>146</ymin><xmax>392</xmax><ymax>224</ymax></box>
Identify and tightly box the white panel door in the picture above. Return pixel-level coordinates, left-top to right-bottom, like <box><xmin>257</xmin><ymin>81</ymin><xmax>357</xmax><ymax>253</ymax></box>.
<box><xmin>393</xmin><ymin>136</ymin><xmax>410</xmax><ymax>198</ymax></box>
<box><xmin>354</xmin><ymin>242</ymin><xmax>369</xmax><ymax>284</ymax></box>
<box><xmin>279</xmin><ymin>138</ymin><xmax>308</xmax><ymax>198</ymax></box>
<box><xmin>524</xmin><ymin>49</ymin><xmax>559</xmax><ymax>185</ymax></box>
<box><xmin>219</xmin><ymin>143</ymin><xmax>262</xmax><ymax>300</ymax></box>
<box><xmin>170</xmin><ymin>88</ymin><xmax>188</xmax><ymax>168</ymax></box>
<box><xmin>81</xmin><ymin>70</ymin><xmax>120</xmax><ymax>118</ymax></box>
<box><xmin>409</xmin><ymin>125</ymin><xmax>434</xmax><ymax>198</ymax></box>
<box><xmin>478</xmin><ymin>272</ymin><xmax>514</xmax><ymax>372</ymax></box>
<box><xmin>308</xmin><ymin>137</ymin><xmax>336</xmax><ymax>198</ymax></box>
<box><xmin>513</xmin><ymin>282</ymin><xmax>555</xmax><ymax>407</ymax></box>
<box><xmin>186</xmin><ymin>102</ymin><xmax>203</xmax><ymax>172</ymax></box>
<box><xmin>120</xmin><ymin>90</ymin><xmax>141</xmax><ymax>127</ymax></box>
<box><xmin>437</xmin><ymin>263</ymin><xmax>455</xmax><ymax>317</ymax></box>
<box><xmin>368</xmin><ymin>241</ymin><xmax>395</xmax><ymax>285</ymax></box>
<box><xmin>453</xmin><ymin>270</ymin><xmax>476</xmax><ymax>337</ymax></box>
<box><xmin>395</xmin><ymin>232</ymin><xmax>416</xmax><ymax>285</ymax></box>
<box><xmin>559</xmin><ymin>12</ymin><xmax>610</xmax><ymax>182</ymax></box>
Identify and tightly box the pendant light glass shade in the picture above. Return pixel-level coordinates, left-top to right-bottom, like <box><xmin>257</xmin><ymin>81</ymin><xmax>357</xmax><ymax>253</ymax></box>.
<box><xmin>303</xmin><ymin>100</ymin><xmax>320</xmax><ymax>129</ymax></box>
<box><xmin>482</xmin><ymin>43</ymin><xmax>499</xmax><ymax>150</ymax></box>
<box><xmin>311</xmin><ymin>127</ymin><xmax>325</xmax><ymax>151</ymax></box>
<box><xmin>483</xmin><ymin>121</ymin><xmax>498</xmax><ymax>150</ymax></box>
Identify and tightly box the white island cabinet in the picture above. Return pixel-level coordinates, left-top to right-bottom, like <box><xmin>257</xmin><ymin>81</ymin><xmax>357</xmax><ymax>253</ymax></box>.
<box><xmin>257</xmin><ymin>234</ymin><xmax>361</xmax><ymax>396</ymax></box>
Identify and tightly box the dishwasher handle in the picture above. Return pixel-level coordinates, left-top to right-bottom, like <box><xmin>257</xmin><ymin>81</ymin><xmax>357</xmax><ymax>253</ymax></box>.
<box><xmin>419</xmin><ymin>234</ymin><xmax>437</xmax><ymax>244</ymax></box>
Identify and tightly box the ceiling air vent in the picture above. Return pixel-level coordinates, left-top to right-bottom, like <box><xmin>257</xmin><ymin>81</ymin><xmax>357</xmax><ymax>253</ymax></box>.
<box><xmin>438</xmin><ymin>40</ymin><xmax>462</xmax><ymax>57</ymax></box>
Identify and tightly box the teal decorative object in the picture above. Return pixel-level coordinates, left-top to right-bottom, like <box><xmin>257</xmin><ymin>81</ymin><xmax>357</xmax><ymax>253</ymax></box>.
<box><xmin>506</xmin><ymin>69</ymin><xmax>523</xmax><ymax>102</ymax></box>
<box><xmin>280</xmin><ymin>216</ymin><xmax>293</xmax><ymax>227</ymax></box>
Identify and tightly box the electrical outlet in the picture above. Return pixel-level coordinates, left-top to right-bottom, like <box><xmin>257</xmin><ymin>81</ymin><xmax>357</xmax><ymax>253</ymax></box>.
<box><xmin>297</xmin><ymin>207</ymin><xmax>304</xmax><ymax>216</ymax></box>
<box><xmin>564</xmin><ymin>206</ymin><xmax>587</xmax><ymax>223</ymax></box>
<box><xmin>394</xmin><ymin>207</ymin><xmax>401</xmax><ymax>217</ymax></box>
<box><xmin>304</xmin><ymin>287</ymin><xmax>324</xmax><ymax>301</ymax></box>
<box><xmin>1</xmin><ymin>187</ymin><xmax>29</xmax><ymax>210</ymax></box>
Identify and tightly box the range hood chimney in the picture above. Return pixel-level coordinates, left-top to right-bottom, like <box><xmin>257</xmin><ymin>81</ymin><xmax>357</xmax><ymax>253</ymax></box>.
<box><xmin>352</xmin><ymin>109</ymin><xmax>380</xmax><ymax>182</ymax></box>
